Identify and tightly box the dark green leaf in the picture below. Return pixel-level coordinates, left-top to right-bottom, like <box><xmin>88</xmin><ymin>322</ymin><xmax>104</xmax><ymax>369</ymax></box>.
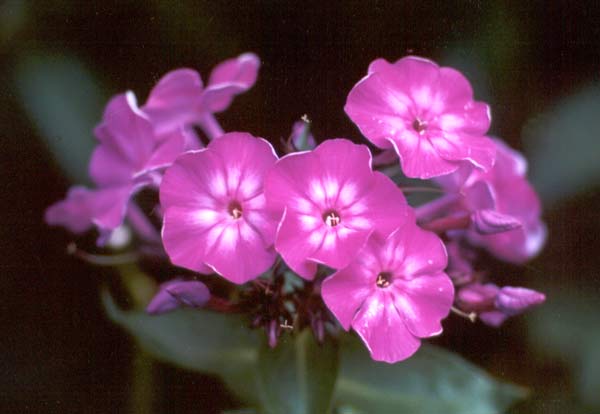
<box><xmin>256</xmin><ymin>329</ymin><xmax>339</xmax><ymax>414</ymax></box>
<box><xmin>102</xmin><ymin>289</ymin><xmax>261</xmax><ymax>404</ymax></box>
<box><xmin>335</xmin><ymin>336</ymin><xmax>526</xmax><ymax>414</ymax></box>
<box><xmin>523</xmin><ymin>84</ymin><xmax>600</xmax><ymax>204</ymax></box>
<box><xmin>15</xmin><ymin>53</ymin><xmax>106</xmax><ymax>183</ymax></box>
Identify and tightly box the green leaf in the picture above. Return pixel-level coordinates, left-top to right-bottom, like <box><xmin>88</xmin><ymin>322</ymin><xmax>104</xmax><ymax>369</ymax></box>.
<box><xmin>14</xmin><ymin>53</ymin><xmax>106</xmax><ymax>183</ymax></box>
<box><xmin>102</xmin><ymin>289</ymin><xmax>261</xmax><ymax>404</ymax></box>
<box><xmin>255</xmin><ymin>329</ymin><xmax>339</xmax><ymax>414</ymax></box>
<box><xmin>523</xmin><ymin>84</ymin><xmax>600</xmax><ymax>204</ymax></box>
<box><xmin>335</xmin><ymin>337</ymin><xmax>526</xmax><ymax>414</ymax></box>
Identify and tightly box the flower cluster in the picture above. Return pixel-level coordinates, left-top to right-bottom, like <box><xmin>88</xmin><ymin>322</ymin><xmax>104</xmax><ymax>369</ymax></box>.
<box><xmin>47</xmin><ymin>54</ymin><xmax>546</xmax><ymax>363</ymax></box>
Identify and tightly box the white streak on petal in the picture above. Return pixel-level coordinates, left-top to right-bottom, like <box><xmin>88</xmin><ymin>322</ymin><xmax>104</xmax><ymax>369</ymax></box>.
<box><xmin>194</xmin><ymin>209</ymin><xmax>219</xmax><ymax>225</ymax></box>
<box><xmin>294</xmin><ymin>197</ymin><xmax>314</xmax><ymax>214</ymax></box>
<box><xmin>414</xmin><ymin>87</ymin><xmax>432</xmax><ymax>108</ymax></box>
<box><xmin>338</xmin><ymin>182</ymin><xmax>357</xmax><ymax>206</ymax></box>
<box><xmin>323</xmin><ymin>177</ymin><xmax>340</xmax><ymax>200</ymax></box>
<box><xmin>308</xmin><ymin>180</ymin><xmax>326</xmax><ymax>204</ymax></box>
<box><xmin>308</xmin><ymin>229</ymin><xmax>324</xmax><ymax>246</ymax></box>
<box><xmin>299</xmin><ymin>214</ymin><xmax>320</xmax><ymax>231</ymax></box>
<box><xmin>209</xmin><ymin>173</ymin><xmax>227</xmax><ymax>198</ymax></box>
<box><xmin>336</xmin><ymin>226</ymin><xmax>353</xmax><ymax>239</ymax></box>
<box><xmin>322</xmin><ymin>231</ymin><xmax>336</xmax><ymax>250</ymax></box>
<box><xmin>227</xmin><ymin>166</ymin><xmax>242</xmax><ymax>194</ymax></box>
<box><xmin>220</xmin><ymin>225</ymin><xmax>237</xmax><ymax>250</ymax></box>
<box><xmin>239</xmin><ymin>174</ymin><xmax>260</xmax><ymax>199</ymax></box>
<box><xmin>346</xmin><ymin>216</ymin><xmax>371</xmax><ymax>230</ymax></box>
<box><xmin>347</xmin><ymin>201</ymin><xmax>367</xmax><ymax>215</ymax></box>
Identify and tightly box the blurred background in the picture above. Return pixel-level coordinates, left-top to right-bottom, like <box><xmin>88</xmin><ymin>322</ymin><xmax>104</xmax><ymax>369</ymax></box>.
<box><xmin>1</xmin><ymin>1</ymin><xmax>599</xmax><ymax>413</ymax></box>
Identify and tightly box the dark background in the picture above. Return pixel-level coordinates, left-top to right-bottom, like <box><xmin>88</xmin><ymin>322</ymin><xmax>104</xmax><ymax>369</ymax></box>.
<box><xmin>2</xmin><ymin>1</ymin><xmax>599</xmax><ymax>413</ymax></box>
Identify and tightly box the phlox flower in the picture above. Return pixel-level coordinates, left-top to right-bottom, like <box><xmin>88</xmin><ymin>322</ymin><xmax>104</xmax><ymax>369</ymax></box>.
<box><xmin>436</xmin><ymin>139</ymin><xmax>546</xmax><ymax>263</ymax></box>
<box><xmin>142</xmin><ymin>53</ymin><xmax>260</xmax><ymax>138</ymax></box>
<box><xmin>46</xmin><ymin>92</ymin><xmax>187</xmax><ymax>242</ymax></box>
<box><xmin>458</xmin><ymin>283</ymin><xmax>546</xmax><ymax>327</ymax></box>
<box><xmin>160</xmin><ymin>132</ymin><xmax>279</xmax><ymax>284</ymax></box>
<box><xmin>345</xmin><ymin>56</ymin><xmax>495</xmax><ymax>179</ymax></box>
<box><xmin>321</xmin><ymin>223</ymin><xmax>454</xmax><ymax>363</ymax></box>
<box><xmin>264</xmin><ymin>139</ymin><xmax>413</xmax><ymax>279</ymax></box>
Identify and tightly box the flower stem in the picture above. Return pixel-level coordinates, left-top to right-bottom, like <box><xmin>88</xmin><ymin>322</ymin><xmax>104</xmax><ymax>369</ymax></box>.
<box><xmin>127</xmin><ymin>203</ymin><xmax>161</xmax><ymax>244</ymax></box>
<box><xmin>451</xmin><ymin>306</ymin><xmax>477</xmax><ymax>323</ymax></box>
<box><xmin>414</xmin><ymin>193</ymin><xmax>461</xmax><ymax>222</ymax></box>
<box><xmin>199</xmin><ymin>113</ymin><xmax>225</xmax><ymax>140</ymax></box>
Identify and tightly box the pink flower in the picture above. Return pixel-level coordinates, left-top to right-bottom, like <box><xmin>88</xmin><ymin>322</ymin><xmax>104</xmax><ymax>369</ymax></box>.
<box><xmin>46</xmin><ymin>92</ymin><xmax>186</xmax><ymax>240</ymax></box>
<box><xmin>345</xmin><ymin>56</ymin><xmax>495</xmax><ymax>179</ymax></box>
<box><xmin>458</xmin><ymin>283</ymin><xmax>545</xmax><ymax>327</ymax></box>
<box><xmin>142</xmin><ymin>53</ymin><xmax>260</xmax><ymax>137</ymax></box>
<box><xmin>321</xmin><ymin>223</ymin><xmax>454</xmax><ymax>363</ymax></box>
<box><xmin>438</xmin><ymin>139</ymin><xmax>546</xmax><ymax>263</ymax></box>
<box><xmin>264</xmin><ymin>139</ymin><xmax>413</xmax><ymax>279</ymax></box>
<box><xmin>160</xmin><ymin>132</ymin><xmax>279</xmax><ymax>284</ymax></box>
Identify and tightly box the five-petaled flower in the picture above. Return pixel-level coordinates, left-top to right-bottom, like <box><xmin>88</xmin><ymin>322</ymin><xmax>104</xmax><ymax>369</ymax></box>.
<box><xmin>265</xmin><ymin>139</ymin><xmax>413</xmax><ymax>280</ymax></box>
<box><xmin>321</xmin><ymin>222</ymin><xmax>454</xmax><ymax>363</ymax></box>
<box><xmin>45</xmin><ymin>92</ymin><xmax>187</xmax><ymax>243</ymax></box>
<box><xmin>345</xmin><ymin>56</ymin><xmax>496</xmax><ymax>179</ymax></box>
<box><xmin>160</xmin><ymin>132</ymin><xmax>279</xmax><ymax>284</ymax></box>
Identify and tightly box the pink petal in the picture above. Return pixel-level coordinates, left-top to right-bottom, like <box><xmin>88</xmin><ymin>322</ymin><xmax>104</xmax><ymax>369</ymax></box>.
<box><xmin>159</xmin><ymin>149</ymin><xmax>224</xmax><ymax>211</ymax></box>
<box><xmin>91</xmin><ymin>185</ymin><xmax>137</xmax><ymax>230</ymax></box>
<box><xmin>146</xmin><ymin>279</ymin><xmax>210</xmax><ymax>315</ymax></box>
<box><xmin>457</xmin><ymin>283</ymin><xmax>499</xmax><ymax>312</ymax></box>
<box><xmin>392</xmin><ymin>272</ymin><xmax>454</xmax><ymax>338</ymax></box>
<box><xmin>308</xmin><ymin>224</ymin><xmax>372</xmax><ymax>270</ymax></box>
<box><xmin>428</xmin><ymin>132</ymin><xmax>496</xmax><ymax>172</ymax></box>
<box><xmin>206</xmin><ymin>132</ymin><xmax>278</xmax><ymax>200</ymax></box>
<box><xmin>45</xmin><ymin>186</ymin><xmax>97</xmax><ymax>233</ymax></box>
<box><xmin>361</xmin><ymin>172</ymin><xmax>414</xmax><ymax>236</ymax></box>
<box><xmin>367</xmin><ymin>57</ymin><xmax>392</xmax><ymax>74</ymax></box>
<box><xmin>46</xmin><ymin>185</ymin><xmax>136</xmax><ymax>235</ymax></box>
<box><xmin>161</xmin><ymin>205</ymin><xmax>227</xmax><ymax>273</ymax></box>
<box><xmin>479</xmin><ymin>311</ymin><xmax>508</xmax><ymax>327</ymax></box>
<box><xmin>203</xmin><ymin>220</ymin><xmax>277</xmax><ymax>284</ymax></box>
<box><xmin>89</xmin><ymin>145</ymin><xmax>135</xmax><ymax>187</ymax></box>
<box><xmin>352</xmin><ymin>290</ymin><xmax>421</xmax><ymax>363</ymax></box>
<box><xmin>91</xmin><ymin>92</ymin><xmax>157</xmax><ymax>186</ymax></box>
<box><xmin>472</xmin><ymin>209</ymin><xmax>522</xmax><ymax>235</ymax></box>
<box><xmin>274</xmin><ymin>210</ymin><xmax>319</xmax><ymax>279</ymax></box>
<box><xmin>496</xmin><ymin>286</ymin><xmax>546</xmax><ymax>316</ymax></box>
<box><xmin>388</xmin><ymin>130</ymin><xmax>460</xmax><ymax>178</ymax></box>
<box><xmin>144</xmin><ymin>128</ymin><xmax>187</xmax><ymax>172</ymax></box>
<box><xmin>204</xmin><ymin>53</ymin><xmax>260</xmax><ymax>113</ymax></box>
<box><xmin>143</xmin><ymin>69</ymin><xmax>204</xmax><ymax>134</ymax></box>
<box><xmin>345</xmin><ymin>72</ymin><xmax>410</xmax><ymax>149</ymax></box>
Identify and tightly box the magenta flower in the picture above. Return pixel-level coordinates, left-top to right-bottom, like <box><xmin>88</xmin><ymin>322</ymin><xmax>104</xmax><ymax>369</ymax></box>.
<box><xmin>321</xmin><ymin>223</ymin><xmax>454</xmax><ymax>363</ymax></box>
<box><xmin>438</xmin><ymin>139</ymin><xmax>546</xmax><ymax>263</ymax></box>
<box><xmin>458</xmin><ymin>283</ymin><xmax>545</xmax><ymax>327</ymax></box>
<box><xmin>345</xmin><ymin>56</ymin><xmax>495</xmax><ymax>179</ymax></box>
<box><xmin>142</xmin><ymin>53</ymin><xmax>260</xmax><ymax>137</ymax></box>
<box><xmin>146</xmin><ymin>279</ymin><xmax>210</xmax><ymax>315</ymax></box>
<box><xmin>264</xmin><ymin>139</ymin><xmax>413</xmax><ymax>279</ymax></box>
<box><xmin>46</xmin><ymin>92</ymin><xmax>186</xmax><ymax>240</ymax></box>
<box><xmin>160</xmin><ymin>132</ymin><xmax>279</xmax><ymax>284</ymax></box>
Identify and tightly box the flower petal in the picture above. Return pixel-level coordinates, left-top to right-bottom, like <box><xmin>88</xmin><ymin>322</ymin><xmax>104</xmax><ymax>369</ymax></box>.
<box><xmin>143</xmin><ymin>69</ymin><xmax>204</xmax><ymax>134</ymax></box>
<box><xmin>352</xmin><ymin>290</ymin><xmax>421</xmax><ymax>363</ymax></box>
